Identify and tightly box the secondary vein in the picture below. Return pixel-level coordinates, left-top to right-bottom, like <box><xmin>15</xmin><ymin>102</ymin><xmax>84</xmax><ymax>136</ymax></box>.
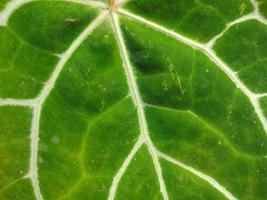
<box><xmin>117</xmin><ymin>8</ymin><xmax>267</xmax><ymax>134</ymax></box>
<box><xmin>26</xmin><ymin>12</ymin><xmax>107</xmax><ymax>200</ymax></box>
<box><xmin>157</xmin><ymin>151</ymin><xmax>238</xmax><ymax>200</ymax></box>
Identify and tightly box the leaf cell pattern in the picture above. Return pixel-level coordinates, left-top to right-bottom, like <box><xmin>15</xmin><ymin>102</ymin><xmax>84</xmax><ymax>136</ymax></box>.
<box><xmin>0</xmin><ymin>0</ymin><xmax>267</xmax><ymax>200</ymax></box>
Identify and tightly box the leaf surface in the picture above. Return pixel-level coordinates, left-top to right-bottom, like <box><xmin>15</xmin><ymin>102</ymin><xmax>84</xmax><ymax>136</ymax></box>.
<box><xmin>0</xmin><ymin>0</ymin><xmax>267</xmax><ymax>200</ymax></box>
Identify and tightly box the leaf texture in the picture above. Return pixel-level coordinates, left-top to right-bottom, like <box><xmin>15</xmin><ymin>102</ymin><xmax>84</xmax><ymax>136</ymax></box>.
<box><xmin>0</xmin><ymin>0</ymin><xmax>267</xmax><ymax>200</ymax></box>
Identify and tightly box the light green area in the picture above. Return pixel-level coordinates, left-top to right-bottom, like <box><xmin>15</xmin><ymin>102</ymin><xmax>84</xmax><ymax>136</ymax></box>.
<box><xmin>214</xmin><ymin>20</ymin><xmax>267</xmax><ymax>93</ymax></box>
<box><xmin>0</xmin><ymin>0</ymin><xmax>267</xmax><ymax>199</ymax></box>
<box><xmin>0</xmin><ymin>178</ymin><xmax>36</xmax><ymax>200</ymax></box>
<box><xmin>0</xmin><ymin>0</ymin><xmax>9</xmax><ymax>10</ymax></box>
<box><xmin>0</xmin><ymin>27</ymin><xmax>58</xmax><ymax>98</ymax></box>
<box><xmin>124</xmin><ymin>0</ymin><xmax>253</xmax><ymax>42</ymax></box>
<box><xmin>161</xmin><ymin>160</ymin><xmax>227</xmax><ymax>200</ymax></box>
<box><xmin>145</xmin><ymin>106</ymin><xmax>267</xmax><ymax>199</ymax></box>
<box><xmin>116</xmin><ymin>146</ymin><xmax>162</xmax><ymax>200</ymax></box>
<box><xmin>0</xmin><ymin>106</ymin><xmax>35</xmax><ymax>199</ymax></box>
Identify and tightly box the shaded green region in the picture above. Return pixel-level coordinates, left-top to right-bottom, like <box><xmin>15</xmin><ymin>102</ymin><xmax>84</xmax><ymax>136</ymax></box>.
<box><xmin>260</xmin><ymin>97</ymin><xmax>267</xmax><ymax>117</ymax></box>
<box><xmin>8</xmin><ymin>1</ymin><xmax>98</xmax><ymax>53</ymax></box>
<box><xmin>214</xmin><ymin>20</ymin><xmax>267</xmax><ymax>70</ymax></box>
<box><xmin>238</xmin><ymin>59</ymin><xmax>267</xmax><ymax>93</ymax></box>
<box><xmin>121</xmin><ymin>17</ymin><xmax>267</xmax><ymax>156</ymax></box>
<box><xmin>0</xmin><ymin>178</ymin><xmax>35</xmax><ymax>200</ymax></box>
<box><xmin>1</xmin><ymin>0</ymin><xmax>267</xmax><ymax>199</ymax></box>
<box><xmin>0</xmin><ymin>0</ymin><xmax>9</xmax><ymax>11</ymax></box>
<box><xmin>116</xmin><ymin>146</ymin><xmax>162</xmax><ymax>200</ymax></box>
<box><xmin>161</xmin><ymin>159</ymin><xmax>227</xmax><ymax>200</ymax></box>
<box><xmin>120</xmin><ymin>17</ymin><xmax>193</xmax><ymax>109</ymax></box>
<box><xmin>124</xmin><ymin>0</ymin><xmax>253</xmax><ymax>42</ymax></box>
<box><xmin>0</xmin><ymin>27</ymin><xmax>58</xmax><ymax>98</ymax></box>
<box><xmin>0</xmin><ymin>106</ymin><xmax>32</xmax><ymax>190</ymax></box>
<box><xmin>214</xmin><ymin>20</ymin><xmax>267</xmax><ymax>93</ymax></box>
<box><xmin>146</xmin><ymin>107</ymin><xmax>267</xmax><ymax>200</ymax></box>
<box><xmin>39</xmin><ymin>21</ymin><xmax>140</xmax><ymax>200</ymax></box>
<box><xmin>191</xmin><ymin>52</ymin><xmax>266</xmax><ymax>155</ymax></box>
<box><xmin>121</xmin><ymin>17</ymin><xmax>267</xmax><ymax>199</ymax></box>
<box><xmin>257</xmin><ymin>0</ymin><xmax>267</xmax><ymax>18</ymax></box>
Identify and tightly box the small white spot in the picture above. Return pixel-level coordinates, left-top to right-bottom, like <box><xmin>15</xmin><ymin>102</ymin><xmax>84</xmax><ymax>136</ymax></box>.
<box><xmin>65</xmin><ymin>18</ymin><xmax>78</xmax><ymax>23</ymax></box>
<box><xmin>162</xmin><ymin>80</ymin><xmax>168</xmax><ymax>91</ymax></box>
<box><xmin>104</xmin><ymin>34</ymin><xmax>110</xmax><ymax>39</ymax></box>
<box><xmin>39</xmin><ymin>157</ymin><xmax>43</xmax><ymax>164</ymax></box>
<box><xmin>261</xmin><ymin>141</ymin><xmax>265</xmax><ymax>147</ymax></box>
<box><xmin>98</xmin><ymin>84</ymin><xmax>106</xmax><ymax>91</ymax></box>
<box><xmin>51</xmin><ymin>135</ymin><xmax>60</xmax><ymax>145</ymax></box>
<box><xmin>99</xmin><ymin>99</ymin><xmax>107</xmax><ymax>111</ymax></box>
<box><xmin>39</xmin><ymin>143</ymin><xmax>48</xmax><ymax>152</ymax></box>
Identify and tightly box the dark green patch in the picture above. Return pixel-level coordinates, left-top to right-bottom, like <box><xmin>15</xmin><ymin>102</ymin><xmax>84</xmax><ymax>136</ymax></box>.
<box><xmin>8</xmin><ymin>1</ymin><xmax>98</xmax><ymax>53</ymax></box>
<box><xmin>124</xmin><ymin>0</ymin><xmax>253</xmax><ymax>42</ymax></box>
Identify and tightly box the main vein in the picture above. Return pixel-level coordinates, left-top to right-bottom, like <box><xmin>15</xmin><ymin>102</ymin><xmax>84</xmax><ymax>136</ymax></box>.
<box><xmin>110</xmin><ymin>11</ymin><xmax>169</xmax><ymax>200</ymax></box>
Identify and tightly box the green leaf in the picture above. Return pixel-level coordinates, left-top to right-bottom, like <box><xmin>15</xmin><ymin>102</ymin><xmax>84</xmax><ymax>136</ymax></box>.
<box><xmin>0</xmin><ymin>0</ymin><xmax>267</xmax><ymax>200</ymax></box>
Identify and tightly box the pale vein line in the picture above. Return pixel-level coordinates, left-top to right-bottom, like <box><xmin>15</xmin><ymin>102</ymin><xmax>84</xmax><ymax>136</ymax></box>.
<box><xmin>157</xmin><ymin>151</ymin><xmax>238</xmax><ymax>200</ymax></box>
<box><xmin>117</xmin><ymin>9</ymin><xmax>203</xmax><ymax>49</ymax></box>
<box><xmin>206</xmin><ymin>12</ymin><xmax>258</xmax><ymax>48</ymax></box>
<box><xmin>256</xmin><ymin>93</ymin><xmax>267</xmax><ymax>98</ymax></box>
<box><xmin>0</xmin><ymin>98</ymin><xmax>35</xmax><ymax>106</ymax></box>
<box><xmin>0</xmin><ymin>0</ymin><xmax>106</xmax><ymax>26</ymax></box>
<box><xmin>36</xmin><ymin>12</ymin><xmax>107</xmax><ymax>104</ymax></box>
<box><xmin>108</xmin><ymin>136</ymin><xmax>144</xmax><ymax>200</ymax></box>
<box><xmin>207</xmin><ymin>49</ymin><xmax>267</xmax><ymax>132</ymax></box>
<box><xmin>207</xmin><ymin>9</ymin><xmax>267</xmax><ymax>48</ymax></box>
<box><xmin>0</xmin><ymin>176</ymin><xmax>28</xmax><ymax>194</ymax></box>
<box><xmin>110</xmin><ymin>12</ymin><xmax>169</xmax><ymax>200</ymax></box>
<box><xmin>26</xmin><ymin>106</ymin><xmax>42</xmax><ymax>200</ymax></box>
<box><xmin>117</xmin><ymin>0</ymin><xmax>131</xmax><ymax>7</ymax></box>
<box><xmin>250</xmin><ymin>0</ymin><xmax>259</xmax><ymax>13</ymax></box>
<box><xmin>117</xmin><ymin>9</ymin><xmax>267</xmax><ymax>134</ymax></box>
<box><xmin>0</xmin><ymin>2</ymin><xmax>266</xmax><ymax>199</ymax></box>
<box><xmin>250</xmin><ymin>0</ymin><xmax>267</xmax><ymax>25</ymax></box>
<box><xmin>23</xmin><ymin>12</ymin><xmax>108</xmax><ymax>200</ymax></box>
